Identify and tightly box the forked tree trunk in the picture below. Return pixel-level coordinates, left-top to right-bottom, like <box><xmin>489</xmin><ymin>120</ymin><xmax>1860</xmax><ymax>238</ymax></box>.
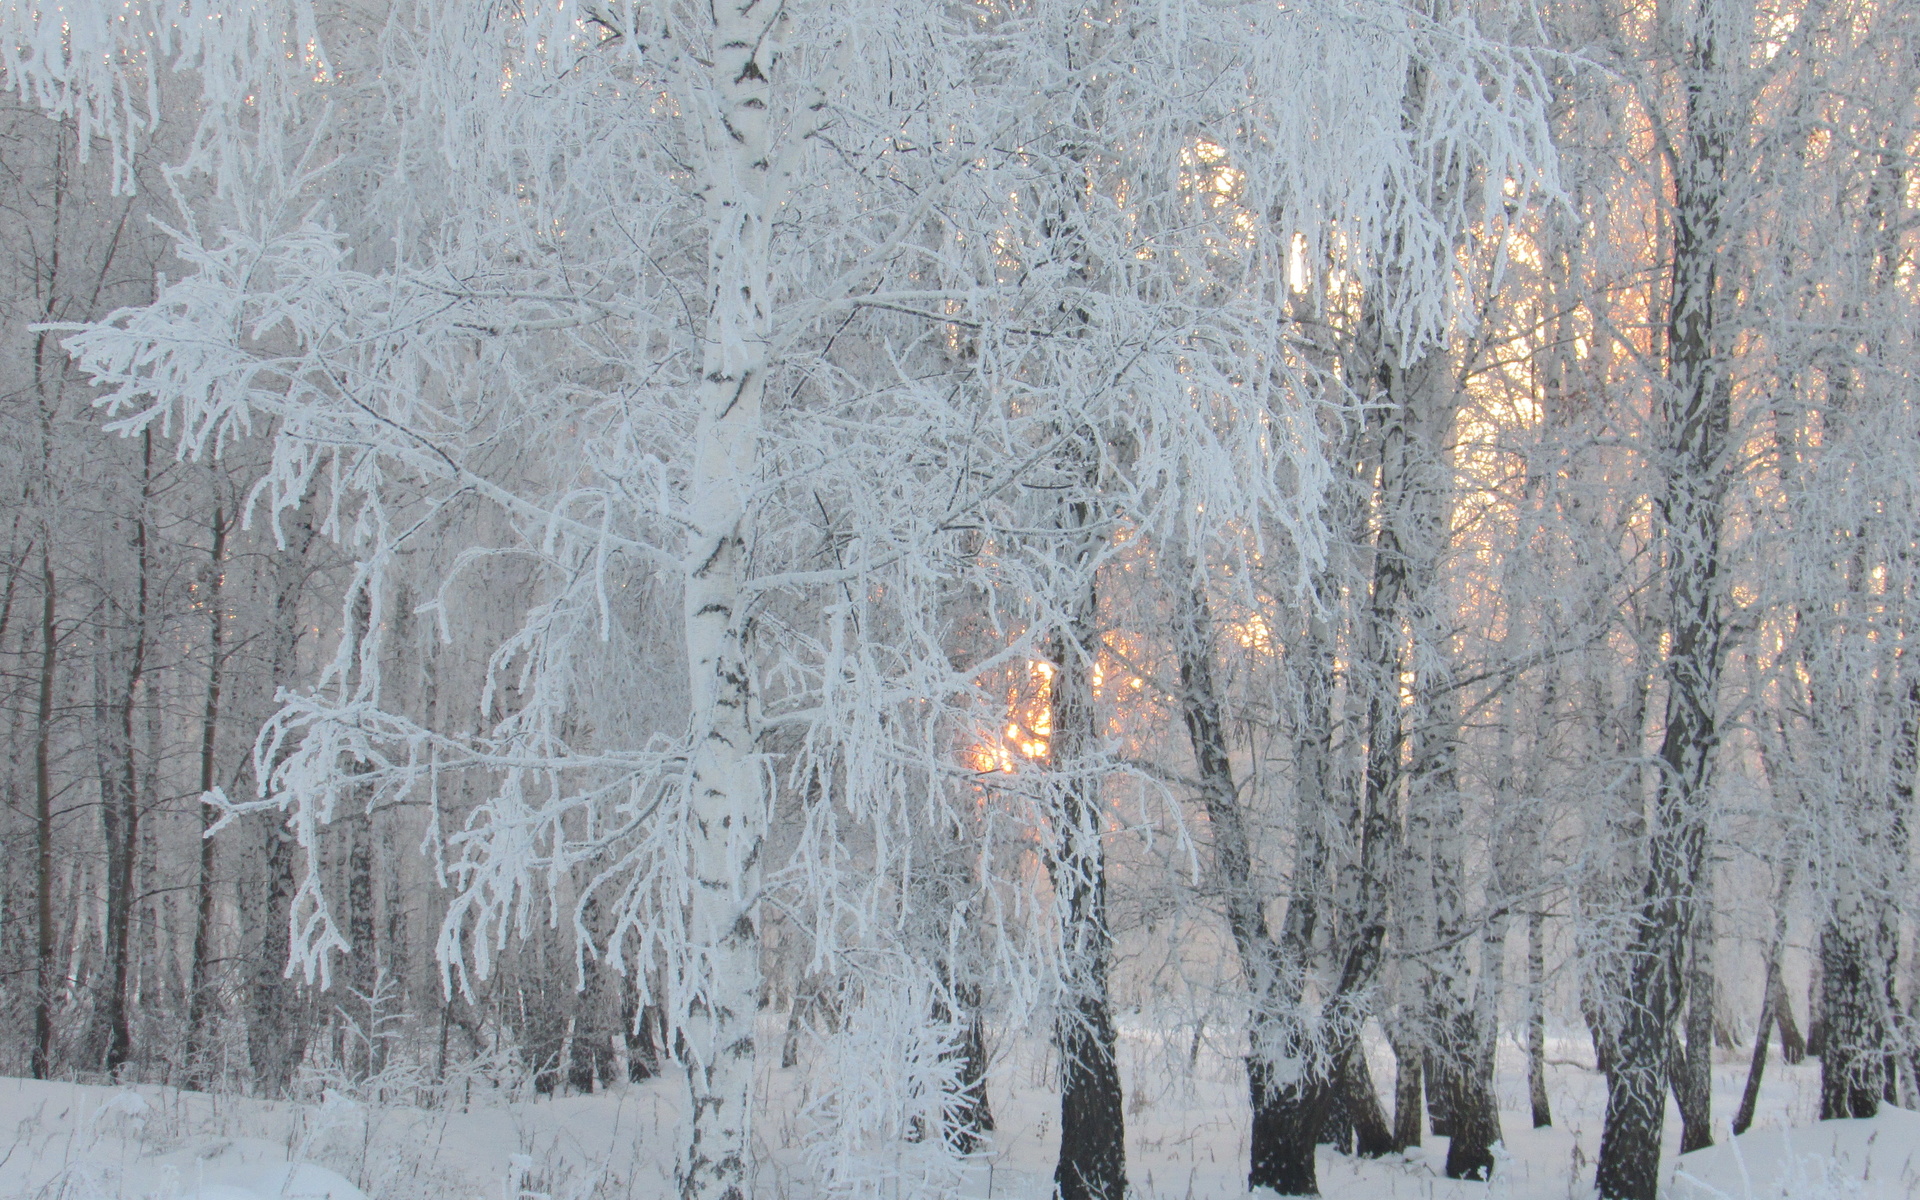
<box><xmin>1172</xmin><ymin>565</ymin><xmax>1332</xmax><ymax>1192</ymax></box>
<box><xmin>1776</xmin><ymin>971</ymin><xmax>1807</xmax><ymax>1064</ymax></box>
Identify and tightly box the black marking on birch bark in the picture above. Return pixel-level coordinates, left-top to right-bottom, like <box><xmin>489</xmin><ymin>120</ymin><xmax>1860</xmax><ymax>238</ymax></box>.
<box><xmin>694</xmin><ymin>538</ymin><xmax>728</xmax><ymax>576</ymax></box>
<box><xmin>696</xmin><ymin>603</ymin><xmax>730</xmax><ymax>617</ymax></box>
<box><xmin>716</xmin><ymin>373</ymin><xmax>751</xmax><ymax>421</ymax></box>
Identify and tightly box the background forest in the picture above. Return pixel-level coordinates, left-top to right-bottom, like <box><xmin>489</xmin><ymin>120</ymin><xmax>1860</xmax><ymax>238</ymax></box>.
<box><xmin>0</xmin><ymin>2</ymin><xmax>1915</xmax><ymax>1200</ymax></box>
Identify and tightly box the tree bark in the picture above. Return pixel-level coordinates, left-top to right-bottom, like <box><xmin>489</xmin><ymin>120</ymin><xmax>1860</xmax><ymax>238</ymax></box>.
<box><xmin>1393</xmin><ymin>1042</ymin><xmax>1425</xmax><ymax>1147</ymax></box>
<box><xmin>1673</xmin><ymin>875</ymin><xmax>1715</xmax><ymax>1152</ymax></box>
<box><xmin>1817</xmin><ymin>917</ymin><xmax>1885</xmax><ymax>1119</ymax></box>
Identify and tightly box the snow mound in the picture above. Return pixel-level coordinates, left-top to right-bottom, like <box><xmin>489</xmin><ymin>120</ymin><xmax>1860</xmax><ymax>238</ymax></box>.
<box><xmin>0</xmin><ymin>1080</ymin><xmax>371</xmax><ymax>1200</ymax></box>
<box><xmin>1670</xmin><ymin>1106</ymin><xmax>1920</xmax><ymax>1200</ymax></box>
<box><xmin>144</xmin><ymin>1137</ymin><xmax>369</xmax><ymax>1200</ymax></box>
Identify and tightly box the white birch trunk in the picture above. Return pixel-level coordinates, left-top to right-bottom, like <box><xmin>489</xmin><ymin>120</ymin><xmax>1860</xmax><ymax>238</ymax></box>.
<box><xmin>678</xmin><ymin>5</ymin><xmax>779</xmax><ymax>1198</ymax></box>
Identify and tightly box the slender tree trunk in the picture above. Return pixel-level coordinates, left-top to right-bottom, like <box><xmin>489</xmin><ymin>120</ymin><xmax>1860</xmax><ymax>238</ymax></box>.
<box><xmin>343</xmin><ymin>809</ymin><xmax>377</xmax><ymax>1075</ymax></box>
<box><xmin>1528</xmin><ymin>909</ymin><xmax>1552</xmax><ymax>1128</ymax></box>
<box><xmin>252</xmin><ymin>821</ymin><xmax>305</xmax><ymax>1094</ymax></box>
<box><xmin>186</xmin><ymin>503</ymin><xmax>227</xmax><ymax>1087</ymax></box>
<box><xmin>1733</xmin><ymin>958</ymin><xmax>1779</xmax><ymax>1135</ymax></box>
<box><xmin>33</xmin><ymin>545</ymin><xmax>57</xmax><ymax>1080</ymax></box>
<box><xmin>250</xmin><ymin>500</ymin><xmax>316</xmax><ymax>1097</ymax></box>
<box><xmin>97</xmin><ymin>449</ymin><xmax>149</xmax><ymax>1077</ymax></box>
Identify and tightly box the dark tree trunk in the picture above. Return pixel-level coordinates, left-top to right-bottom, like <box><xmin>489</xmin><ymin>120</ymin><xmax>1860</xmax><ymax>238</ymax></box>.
<box><xmin>1248</xmin><ymin>1058</ymin><xmax>1332</xmax><ymax>1197</ymax></box>
<box><xmin>1345</xmin><ymin>1048</ymin><xmax>1397</xmax><ymax>1159</ymax></box>
<box><xmin>933</xmin><ymin>979</ymin><xmax>995</xmax><ymax>1152</ymax></box>
<box><xmin>1392</xmin><ymin>1044</ymin><xmax>1424</xmax><ymax>1148</ymax></box>
<box><xmin>343</xmin><ymin>809</ymin><xmax>379</xmax><ymax>1075</ymax></box>
<box><xmin>248</xmin><ymin>501</ymin><xmax>316</xmax><ymax>1097</ymax></box>
<box><xmin>32</xmin><ymin>546</ymin><xmax>57</xmax><ymax>1081</ymax></box>
<box><xmin>1528</xmin><ymin>910</ymin><xmax>1552</xmax><ymax>1128</ymax></box>
<box><xmin>1056</xmin><ymin>991</ymin><xmax>1126</xmax><ymax>1200</ymax></box>
<box><xmin>1595</xmin><ymin>14</ymin><xmax>1735</xmax><ymax>1191</ymax></box>
<box><xmin>1319</xmin><ymin>1084</ymin><xmax>1353</xmax><ymax>1153</ymax></box>
<box><xmin>1425</xmin><ymin>1047</ymin><xmax>1455</xmax><ymax>1137</ymax></box>
<box><xmin>186</xmin><ymin>502</ymin><xmax>227</xmax><ymax>1088</ymax></box>
<box><xmin>1818</xmin><ymin>920</ymin><xmax>1885</xmax><ymax>1119</ymax></box>
<box><xmin>1733</xmin><ymin>958</ymin><xmax>1779</xmax><ymax>1136</ymax></box>
<box><xmin>1734</xmin><ymin>854</ymin><xmax>1798</xmax><ymax>1136</ymax></box>
<box><xmin>1440</xmin><ymin>1002</ymin><xmax>1502</xmax><ymax>1180</ymax></box>
<box><xmin>251</xmin><ymin>821</ymin><xmax>306</xmax><ymax>1095</ymax></box>
<box><xmin>1775</xmin><ymin>972</ymin><xmax>1806</xmax><ymax>1065</ymax></box>
<box><xmin>623</xmin><ymin>995</ymin><xmax>662</xmax><ymax>1082</ymax></box>
<box><xmin>1047</xmin><ymin>558</ymin><xmax>1126</xmax><ymax>1200</ymax></box>
<box><xmin>98</xmin><ymin>435</ymin><xmax>150</xmax><ymax>1076</ymax></box>
<box><xmin>1673</xmin><ymin>885</ymin><xmax>1715</xmax><ymax>1153</ymax></box>
<box><xmin>1444</xmin><ymin>1070</ymin><xmax>1501</xmax><ymax>1181</ymax></box>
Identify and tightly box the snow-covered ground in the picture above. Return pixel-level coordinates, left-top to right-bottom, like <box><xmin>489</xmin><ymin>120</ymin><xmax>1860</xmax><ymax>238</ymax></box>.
<box><xmin>0</xmin><ymin>1027</ymin><xmax>1895</xmax><ymax>1200</ymax></box>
